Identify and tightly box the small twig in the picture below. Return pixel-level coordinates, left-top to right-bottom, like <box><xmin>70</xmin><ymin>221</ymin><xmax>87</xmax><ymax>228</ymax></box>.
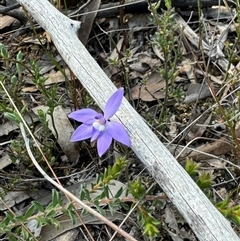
<box><xmin>19</xmin><ymin>123</ymin><xmax>137</xmax><ymax>241</ymax></box>
<box><xmin>68</xmin><ymin>0</ymin><xmax>92</xmax><ymax>17</ymax></box>
<box><xmin>0</xmin><ymin>3</ymin><xmax>20</xmax><ymax>14</ymax></box>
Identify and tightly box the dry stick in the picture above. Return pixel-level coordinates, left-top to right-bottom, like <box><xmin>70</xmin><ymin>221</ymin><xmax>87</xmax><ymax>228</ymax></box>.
<box><xmin>19</xmin><ymin>123</ymin><xmax>137</xmax><ymax>241</ymax></box>
<box><xmin>16</xmin><ymin>0</ymin><xmax>240</xmax><ymax>240</ymax></box>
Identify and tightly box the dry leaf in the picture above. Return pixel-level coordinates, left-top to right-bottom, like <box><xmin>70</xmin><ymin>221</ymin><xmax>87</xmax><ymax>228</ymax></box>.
<box><xmin>179</xmin><ymin>59</ymin><xmax>196</xmax><ymax>83</ymax></box>
<box><xmin>184</xmin><ymin>137</ymin><xmax>233</xmax><ymax>161</ymax></box>
<box><xmin>109</xmin><ymin>37</ymin><xmax>124</xmax><ymax>60</ymax></box>
<box><xmin>43</xmin><ymin>31</ymin><xmax>52</xmax><ymax>43</ymax></box>
<box><xmin>0</xmin><ymin>15</ymin><xmax>20</xmax><ymax>30</ymax></box>
<box><xmin>0</xmin><ymin>114</ymin><xmax>38</xmax><ymax>136</ymax></box>
<box><xmin>78</xmin><ymin>0</ymin><xmax>101</xmax><ymax>46</ymax></box>
<box><xmin>0</xmin><ymin>153</ymin><xmax>12</xmax><ymax>169</ymax></box>
<box><xmin>127</xmin><ymin>13</ymin><xmax>152</xmax><ymax>31</ymax></box>
<box><xmin>0</xmin><ymin>190</ymin><xmax>29</xmax><ymax>211</ymax></box>
<box><xmin>186</xmin><ymin>113</ymin><xmax>212</xmax><ymax>141</ymax></box>
<box><xmin>165</xmin><ymin>115</ymin><xmax>178</xmax><ymax>140</ymax></box>
<box><xmin>52</xmin><ymin>228</ymin><xmax>79</xmax><ymax>241</ymax></box>
<box><xmin>32</xmin><ymin>106</ymin><xmax>79</xmax><ymax>163</ymax></box>
<box><xmin>183</xmin><ymin>83</ymin><xmax>212</xmax><ymax>103</ymax></box>
<box><xmin>195</xmin><ymin>69</ymin><xmax>223</xmax><ymax>85</ymax></box>
<box><xmin>43</xmin><ymin>69</ymin><xmax>71</xmax><ymax>85</ymax></box>
<box><xmin>206</xmin><ymin>6</ymin><xmax>233</xmax><ymax>21</ymax></box>
<box><xmin>22</xmin><ymin>86</ymin><xmax>38</xmax><ymax>92</ymax></box>
<box><xmin>22</xmin><ymin>36</ymin><xmax>46</xmax><ymax>45</ymax></box>
<box><xmin>165</xmin><ymin>206</ymin><xmax>179</xmax><ymax>233</ymax></box>
<box><xmin>26</xmin><ymin>220</ymin><xmax>41</xmax><ymax>239</ymax></box>
<box><xmin>131</xmin><ymin>72</ymin><xmax>165</xmax><ymax>101</ymax></box>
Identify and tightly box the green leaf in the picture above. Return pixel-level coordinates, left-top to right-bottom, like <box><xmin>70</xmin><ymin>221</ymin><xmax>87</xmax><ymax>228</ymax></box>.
<box><xmin>143</xmin><ymin>222</ymin><xmax>160</xmax><ymax>237</ymax></box>
<box><xmin>24</xmin><ymin>204</ymin><xmax>36</xmax><ymax>219</ymax></box>
<box><xmin>112</xmin><ymin>198</ymin><xmax>120</xmax><ymax>207</ymax></box>
<box><xmin>129</xmin><ymin>179</ymin><xmax>145</xmax><ymax>199</ymax></box>
<box><xmin>121</xmin><ymin>202</ymin><xmax>129</xmax><ymax>211</ymax></box>
<box><xmin>85</xmin><ymin>189</ymin><xmax>91</xmax><ymax>201</ymax></box>
<box><xmin>0</xmin><ymin>43</ymin><xmax>9</xmax><ymax>58</ymax></box>
<box><xmin>96</xmin><ymin>173</ymin><xmax>101</xmax><ymax>183</ymax></box>
<box><xmin>16</xmin><ymin>51</ymin><xmax>23</xmax><ymax>74</ymax></box>
<box><xmin>67</xmin><ymin>208</ymin><xmax>76</xmax><ymax>225</ymax></box>
<box><xmin>52</xmin><ymin>189</ymin><xmax>61</xmax><ymax>207</ymax></box>
<box><xmin>5</xmin><ymin>211</ymin><xmax>15</xmax><ymax>221</ymax></box>
<box><xmin>11</xmin><ymin>75</ymin><xmax>18</xmax><ymax>85</ymax></box>
<box><xmin>103</xmin><ymin>185</ymin><xmax>110</xmax><ymax>199</ymax></box>
<box><xmin>36</xmin><ymin>217</ymin><xmax>44</xmax><ymax>227</ymax></box>
<box><xmin>185</xmin><ymin>158</ymin><xmax>199</xmax><ymax>177</ymax></box>
<box><xmin>21</xmin><ymin>227</ymin><xmax>30</xmax><ymax>239</ymax></box>
<box><xmin>15</xmin><ymin>215</ymin><xmax>27</xmax><ymax>222</ymax></box>
<box><xmin>8</xmin><ymin>233</ymin><xmax>17</xmax><ymax>241</ymax></box>
<box><xmin>165</xmin><ymin>0</ymin><xmax>172</xmax><ymax>10</ymax></box>
<box><xmin>0</xmin><ymin>215</ymin><xmax>11</xmax><ymax>227</ymax></box>
<box><xmin>46</xmin><ymin>209</ymin><xmax>56</xmax><ymax>218</ymax></box>
<box><xmin>50</xmin><ymin>218</ymin><xmax>60</xmax><ymax>229</ymax></box>
<box><xmin>197</xmin><ymin>172</ymin><xmax>212</xmax><ymax>189</ymax></box>
<box><xmin>108</xmin><ymin>201</ymin><xmax>115</xmax><ymax>215</ymax></box>
<box><xmin>16</xmin><ymin>51</ymin><xmax>23</xmax><ymax>62</ymax></box>
<box><xmin>81</xmin><ymin>208</ymin><xmax>89</xmax><ymax>216</ymax></box>
<box><xmin>80</xmin><ymin>189</ymin><xmax>86</xmax><ymax>200</ymax></box>
<box><xmin>4</xmin><ymin>112</ymin><xmax>20</xmax><ymax>124</ymax></box>
<box><xmin>95</xmin><ymin>205</ymin><xmax>106</xmax><ymax>216</ymax></box>
<box><xmin>216</xmin><ymin>198</ymin><xmax>230</xmax><ymax>209</ymax></box>
<box><xmin>114</xmin><ymin>187</ymin><xmax>123</xmax><ymax>199</ymax></box>
<box><xmin>32</xmin><ymin>201</ymin><xmax>45</xmax><ymax>213</ymax></box>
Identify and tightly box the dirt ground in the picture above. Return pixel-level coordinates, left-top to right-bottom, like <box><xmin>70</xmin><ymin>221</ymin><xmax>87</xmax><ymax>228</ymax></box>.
<box><xmin>0</xmin><ymin>0</ymin><xmax>240</xmax><ymax>240</ymax></box>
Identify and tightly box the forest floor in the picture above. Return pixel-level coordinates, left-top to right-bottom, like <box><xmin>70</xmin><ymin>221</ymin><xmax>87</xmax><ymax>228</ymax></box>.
<box><xmin>0</xmin><ymin>0</ymin><xmax>240</xmax><ymax>240</ymax></box>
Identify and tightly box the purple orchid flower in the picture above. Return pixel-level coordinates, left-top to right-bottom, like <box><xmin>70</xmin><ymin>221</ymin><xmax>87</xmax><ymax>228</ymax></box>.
<box><xmin>68</xmin><ymin>87</ymin><xmax>131</xmax><ymax>157</ymax></box>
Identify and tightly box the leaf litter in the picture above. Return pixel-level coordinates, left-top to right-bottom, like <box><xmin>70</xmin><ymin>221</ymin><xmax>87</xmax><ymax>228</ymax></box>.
<box><xmin>1</xmin><ymin>1</ymin><xmax>240</xmax><ymax>240</ymax></box>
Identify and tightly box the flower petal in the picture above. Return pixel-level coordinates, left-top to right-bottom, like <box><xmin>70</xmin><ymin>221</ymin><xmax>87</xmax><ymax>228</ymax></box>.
<box><xmin>104</xmin><ymin>87</ymin><xmax>124</xmax><ymax>120</ymax></box>
<box><xmin>68</xmin><ymin>108</ymin><xmax>98</xmax><ymax>124</ymax></box>
<box><xmin>70</xmin><ymin>124</ymin><xmax>93</xmax><ymax>142</ymax></box>
<box><xmin>97</xmin><ymin>132</ymin><xmax>113</xmax><ymax>157</ymax></box>
<box><xmin>91</xmin><ymin>128</ymin><xmax>101</xmax><ymax>142</ymax></box>
<box><xmin>106</xmin><ymin>122</ymin><xmax>131</xmax><ymax>147</ymax></box>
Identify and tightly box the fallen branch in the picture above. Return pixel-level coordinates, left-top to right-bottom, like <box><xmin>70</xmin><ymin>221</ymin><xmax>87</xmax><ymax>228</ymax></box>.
<box><xmin>16</xmin><ymin>1</ymin><xmax>240</xmax><ymax>240</ymax></box>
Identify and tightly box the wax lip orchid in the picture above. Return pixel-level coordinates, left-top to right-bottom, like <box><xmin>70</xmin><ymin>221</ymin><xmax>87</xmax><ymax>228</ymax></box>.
<box><xmin>68</xmin><ymin>87</ymin><xmax>131</xmax><ymax>157</ymax></box>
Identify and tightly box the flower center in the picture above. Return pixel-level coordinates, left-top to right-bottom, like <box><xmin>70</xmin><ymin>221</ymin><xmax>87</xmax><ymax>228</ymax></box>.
<box><xmin>93</xmin><ymin>119</ymin><xmax>106</xmax><ymax>132</ymax></box>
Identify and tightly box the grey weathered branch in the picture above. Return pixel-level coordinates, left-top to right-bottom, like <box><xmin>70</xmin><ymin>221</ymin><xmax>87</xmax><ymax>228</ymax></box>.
<box><xmin>16</xmin><ymin>0</ymin><xmax>240</xmax><ymax>240</ymax></box>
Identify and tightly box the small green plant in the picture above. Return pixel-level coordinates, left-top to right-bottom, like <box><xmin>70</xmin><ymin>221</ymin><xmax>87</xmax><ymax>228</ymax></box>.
<box><xmin>128</xmin><ymin>179</ymin><xmax>161</xmax><ymax>239</ymax></box>
<box><xmin>78</xmin><ymin>156</ymin><xmax>161</xmax><ymax>239</ymax></box>
<box><xmin>0</xmin><ymin>44</ymin><xmax>26</xmax><ymax>110</ymax></box>
<box><xmin>185</xmin><ymin>158</ymin><xmax>213</xmax><ymax>197</ymax></box>
<box><xmin>0</xmin><ymin>44</ymin><xmax>60</xmax><ymax>169</ymax></box>
<box><xmin>138</xmin><ymin>206</ymin><xmax>160</xmax><ymax>239</ymax></box>
<box><xmin>148</xmin><ymin>1</ymin><xmax>181</xmax><ymax>123</ymax></box>
<box><xmin>0</xmin><ymin>190</ymin><xmax>66</xmax><ymax>240</ymax></box>
<box><xmin>79</xmin><ymin>156</ymin><xmax>128</xmax><ymax>216</ymax></box>
<box><xmin>216</xmin><ymin>198</ymin><xmax>240</xmax><ymax>226</ymax></box>
<box><xmin>185</xmin><ymin>158</ymin><xmax>240</xmax><ymax>225</ymax></box>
